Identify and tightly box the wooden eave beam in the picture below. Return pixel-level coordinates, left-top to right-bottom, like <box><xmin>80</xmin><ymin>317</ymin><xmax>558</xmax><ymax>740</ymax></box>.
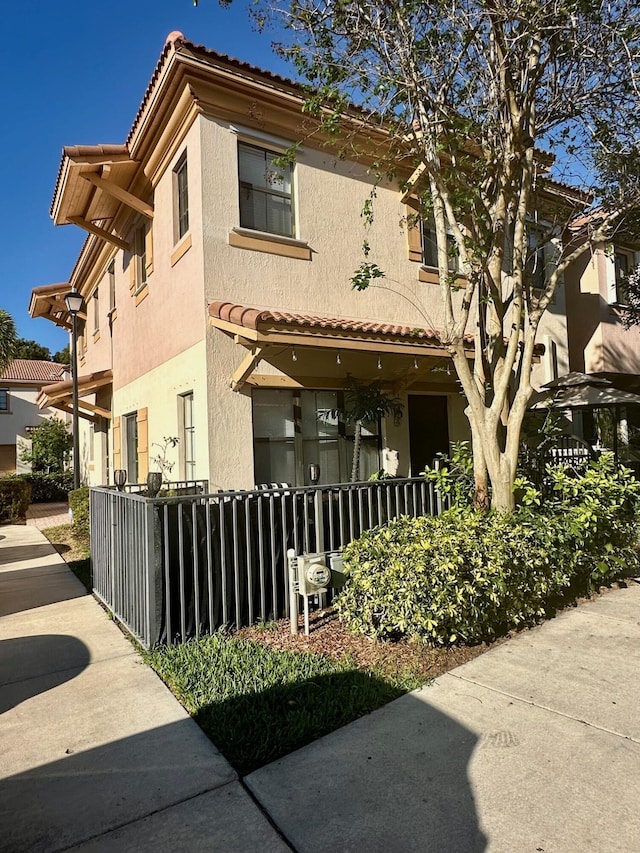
<box><xmin>209</xmin><ymin>315</ymin><xmax>260</xmax><ymax>341</ymax></box>
<box><xmin>68</xmin><ymin>216</ymin><xmax>131</xmax><ymax>251</ymax></box>
<box><xmin>399</xmin><ymin>162</ymin><xmax>427</xmax><ymax>204</ymax></box>
<box><xmin>43</xmin><ymin>393</ymin><xmax>110</xmax><ymax>420</ymax></box>
<box><xmin>250</xmin><ymin>330</ymin><xmax>469</xmax><ymax>360</ymax></box>
<box><xmin>80</xmin><ymin>172</ymin><xmax>154</xmax><ymax>219</ymax></box>
<box><xmin>45</xmin><ymin>399</ymin><xmax>100</xmax><ymax>425</ymax></box>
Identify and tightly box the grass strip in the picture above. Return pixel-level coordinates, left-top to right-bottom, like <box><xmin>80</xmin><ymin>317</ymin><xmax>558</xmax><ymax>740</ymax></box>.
<box><xmin>42</xmin><ymin>524</ymin><xmax>91</xmax><ymax>592</ymax></box>
<box><xmin>144</xmin><ymin>633</ymin><xmax>423</xmax><ymax>776</ymax></box>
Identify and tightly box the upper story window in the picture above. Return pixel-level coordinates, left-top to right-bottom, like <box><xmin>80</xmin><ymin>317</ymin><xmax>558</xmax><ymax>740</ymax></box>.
<box><xmin>238</xmin><ymin>142</ymin><xmax>293</xmax><ymax>238</ymax></box>
<box><xmin>174</xmin><ymin>152</ymin><xmax>189</xmax><ymax>242</ymax></box>
<box><xmin>614</xmin><ymin>249</ymin><xmax>631</xmax><ymax>303</ymax></box>
<box><xmin>134</xmin><ymin>225</ymin><xmax>148</xmax><ymax>292</ymax></box>
<box><xmin>527</xmin><ymin>230</ymin><xmax>546</xmax><ymax>291</ymax></box>
<box><xmin>0</xmin><ymin>389</ymin><xmax>8</xmax><ymax>412</ymax></box>
<box><xmin>92</xmin><ymin>288</ymin><xmax>99</xmax><ymax>334</ymax></box>
<box><xmin>421</xmin><ymin>221</ymin><xmax>459</xmax><ymax>273</ymax></box>
<box><xmin>108</xmin><ymin>260</ymin><xmax>116</xmax><ymax>313</ymax></box>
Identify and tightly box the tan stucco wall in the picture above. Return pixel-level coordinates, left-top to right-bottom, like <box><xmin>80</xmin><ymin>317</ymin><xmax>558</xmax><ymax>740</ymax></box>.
<box><xmin>109</xmin><ymin>340</ymin><xmax>210</xmax><ymax>487</ymax></box>
<box><xmin>199</xmin><ymin>115</ymin><xmax>456</xmax><ymax>330</ymax></box>
<box><xmin>565</xmin><ymin>244</ymin><xmax>640</xmax><ymax>375</ymax></box>
<box><xmin>79</xmin><ymin>121</ymin><xmax>207</xmax><ymax>393</ymax></box>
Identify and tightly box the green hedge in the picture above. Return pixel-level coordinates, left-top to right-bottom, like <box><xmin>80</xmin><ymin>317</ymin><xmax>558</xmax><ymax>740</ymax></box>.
<box><xmin>337</xmin><ymin>456</ymin><xmax>640</xmax><ymax>645</ymax></box>
<box><xmin>69</xmin><ymin>487</ymin><xmax>90</xmax><ymax>537</ymax></box>
<box><xmin>4</xmin><ymin>472</ymin><xmax>74</xmax><ymax>503</ymax></box>
<box><xmin>0</xmin><ymin>479</ymin><xmax>32</xmax><ymax>523</ymax></box>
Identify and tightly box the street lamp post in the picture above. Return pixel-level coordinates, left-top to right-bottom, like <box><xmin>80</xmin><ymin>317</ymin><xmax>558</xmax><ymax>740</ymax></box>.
<box><xmin>64</xmin><ymin>291</ymin><xmax>84</xmax><ymax>490</ymax></box>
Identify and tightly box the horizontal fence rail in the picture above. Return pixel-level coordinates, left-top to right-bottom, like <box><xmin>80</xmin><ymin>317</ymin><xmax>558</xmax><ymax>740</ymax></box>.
<box><xmin>90</xmin><ymin>477</ymin><xmax>439</xmax><ymax>648</ymax></box>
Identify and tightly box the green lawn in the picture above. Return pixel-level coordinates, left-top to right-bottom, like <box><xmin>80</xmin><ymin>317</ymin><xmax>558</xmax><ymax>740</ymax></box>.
<box><xmin>42</xmin><ymin>524</ymin><xmax>91</xmax><ymax>591</ymax></box>
<box><xmin>144</xmin><ymin>634</ymin><xmax>424</xmax><ymax>776</ymax></box>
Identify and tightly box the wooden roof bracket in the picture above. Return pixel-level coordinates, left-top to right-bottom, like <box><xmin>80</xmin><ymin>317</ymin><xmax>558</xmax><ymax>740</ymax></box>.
<box><xmin>80</xmin><ymin>172</ymin><xmax>154</xmax><ymax>219</ymax></box>
<box><xmin>230</xmin><ymin>345</ymin><xmax>266</xmax><ymax>391</ymax></box>
<box><xmin>68</xmin><ymin>216</ymin><xmax>131</xmax><ymax>251</ymax></box>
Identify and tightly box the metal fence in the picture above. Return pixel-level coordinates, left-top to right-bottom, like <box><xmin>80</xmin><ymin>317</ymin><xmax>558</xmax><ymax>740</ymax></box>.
<box><xmin>90</xmin><ymin>477</ymin><xmax>440</xmax><ymax>648</ymax></box>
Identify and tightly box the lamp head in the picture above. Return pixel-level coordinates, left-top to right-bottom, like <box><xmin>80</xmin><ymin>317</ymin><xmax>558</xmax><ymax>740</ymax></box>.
<box><xmin>64</xmin><ymin>290</ymin><xmax>84</xmax><ymax>315</ymax></box>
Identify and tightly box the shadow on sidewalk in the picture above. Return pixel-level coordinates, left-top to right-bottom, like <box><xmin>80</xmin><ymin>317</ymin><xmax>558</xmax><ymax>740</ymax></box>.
<box><xmin>0</xmin><ymin>635</ymin><xmax>91</xmax><ymax>714</ymax></box>
<box><xmin>0</xmin><ymin>716</ymin><xmax>235</xmax><ymax>853</ymax></box>
<box><xmin>246</xmin><ymin>686</ymin><xmax>488</xmax><ymax>852</ymax></box>
<box><xmin>0</xmin><ymin>567</ymin><xmax>86</xmax><ymax>618</ymax></box>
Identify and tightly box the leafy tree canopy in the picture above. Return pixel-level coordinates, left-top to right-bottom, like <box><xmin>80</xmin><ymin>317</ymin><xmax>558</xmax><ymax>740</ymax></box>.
<box><xmin>0</xmin><ymin>309</ymin><xmax>17</xmax><ymax>373</ymax></box>
<box><xmin>14</xmin><ymin>338</ymin><xmax>52</xmax><ymax>361</ymax></box>
<box><xmin>214</xmin><ymin>0</ymin><xmax>640</xmax><ymax>509</ymax></box>
<box><xmin>21</xmin><ymin>418</ymin><xmax>72</xmax><ymax>474</ymax></box>
<box><xmin>52</xmin><ymin>344</ymin><xmax>70</xmax><ymax>365</ymax></box>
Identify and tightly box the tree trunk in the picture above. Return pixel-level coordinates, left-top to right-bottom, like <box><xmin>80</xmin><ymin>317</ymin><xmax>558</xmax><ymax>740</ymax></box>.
<box><xmin>351</xmin><ymin>421</ymin><xmax>362</xmax><ymax>482</ymax></box>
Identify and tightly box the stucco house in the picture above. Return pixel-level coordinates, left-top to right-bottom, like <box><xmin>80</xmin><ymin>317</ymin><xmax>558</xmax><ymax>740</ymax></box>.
<box><xmin>0</xmin><ymin>360</ymin><xmax>66</xmax><ymax>474</ymax></box>
<box><xmin>563</xmin><ymin>226</ymin><xmax>640</xmax><ymax>467</ymax></box>
<box><xmin>29</xmin><ymin>32</ymin><xmax>576</xmax><ymax>490</ymax></box>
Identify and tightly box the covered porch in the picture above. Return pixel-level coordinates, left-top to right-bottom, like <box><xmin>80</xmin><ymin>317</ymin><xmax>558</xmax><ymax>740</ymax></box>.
<box><xmin>208</xmin><ymin>301</ymin><xmax>472</xmax><ymax>486</ymax></box>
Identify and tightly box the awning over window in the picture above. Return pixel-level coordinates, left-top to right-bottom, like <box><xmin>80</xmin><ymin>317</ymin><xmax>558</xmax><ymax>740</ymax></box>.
<box><xmin>37</xmin><ymin>369</ymin><xmax>113</xmax><ymax>423</ymax></box>
<box><xmin>28</xmin><ymin>283</ymin><xmax>84</xmax><ymax>330</ymax></box>
<box><xmin>50</xmin><ymin>144</ymin><xmax>151</xmax><ymax>251</ymax></box>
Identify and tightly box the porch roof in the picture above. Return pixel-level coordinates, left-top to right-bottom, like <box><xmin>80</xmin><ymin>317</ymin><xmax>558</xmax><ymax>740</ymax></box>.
<box><xmin>28</xmin><ymin>283</ymin><xmax>87</xmax><ymax>330</ymax></box>
<box><xmin>209</xmin><ymin>300</ymin><xmax>476</xmax><ymax>351</ymax></box>
<box><xmin>208</xmin><ymin>300</ymin><xmax>477</xmax><ymax>392</ymax></box>
<box><xmin>37</xmin><ymin>369</ymin><xmax>113</xmax><ymax>423</ymax></box>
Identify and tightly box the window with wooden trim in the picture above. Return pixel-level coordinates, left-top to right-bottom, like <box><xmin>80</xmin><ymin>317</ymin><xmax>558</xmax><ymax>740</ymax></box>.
<box><xmin>108</xmin><ymin>260</ymin><xmax>116</xmax><ymax>313</ymax></box>
<box><xmin>179</xmin><ymin>392</ymin><xmax>196</xmax><ymax>479</ymax></box>
<box><xmin>526</xmin><ymin>229</ymin><xmax>547</xmax><ymax>291</ymax></box>
<box><xmin>174</xmin><ymin>152</ymin><xmax>189</xmax><ymax>241</ymax></box>
<box><xmin>614</xmin><ymin>249</ymin><xmax>634</xmax><ymax>304</ymax></box>
<box><xmin>238</xmin><ymin>142</ymin><xmax>293</xmax><ymax>238</ymax></box>
<box><xmin>123</xmin><ymin>412</ymin><xmax>138</xmax><ymax>484</ymax></box>
<box><xmin>131</xmin><ymin>223</ymin><xmax>153</xmax><ymax>295</ymax></box>
<box><xmin>421</xmin><ymin>221</ymin><xmax>459</xmax><ymax>272</ymax></box>
<box><xmin>92</xmin><ymin>288</ymin><xmax>99</xmax><ymax>334</ymax></box>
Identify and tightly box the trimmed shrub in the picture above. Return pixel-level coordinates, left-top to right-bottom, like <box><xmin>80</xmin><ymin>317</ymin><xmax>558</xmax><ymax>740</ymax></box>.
<box><xmin>5</xmin><ymin>472</ymin><xmax>74</xmax><ymax>503</ymax></box>
<box><xmin>0</xmin><ymin>479</ymin><xmax>32</xmax><ymax>523</ymax></box>
<box><xmin>69</xmin><ymin>487</ymin><xmax>90</xmax><ymax>538</ymax></box>
<box><xmin>337</xmin><ymin>455</ymin><xmax>640</xmax><ymax>645</ymax></box>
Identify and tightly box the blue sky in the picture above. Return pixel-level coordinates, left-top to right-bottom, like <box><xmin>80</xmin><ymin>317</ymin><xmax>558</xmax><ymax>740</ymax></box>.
<box><xmin>0</xmin><ymin>0</ymin><xmax>289</xmax><ymax>355</ymax></box>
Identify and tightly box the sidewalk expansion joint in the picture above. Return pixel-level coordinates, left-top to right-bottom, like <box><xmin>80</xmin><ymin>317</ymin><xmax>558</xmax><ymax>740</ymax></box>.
<box><xmin>240</xmin><ymin>776</ymin><xmax>297</xmax><ymax>851</ymax></box>
<box><xmin>449</xmin><ymin>672</ymin><xmax>640</xmax><ymax>746</ymax></box>
<box><xmin>52</xmin><ymin>778</ymin><xmax>243</xmax><ymax>853</ymax></box>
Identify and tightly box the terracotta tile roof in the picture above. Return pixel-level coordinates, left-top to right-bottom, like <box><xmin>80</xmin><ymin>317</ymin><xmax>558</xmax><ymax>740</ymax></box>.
<box><xmin>209</xmin><ymin>301</ymin><xmax>474</xmax><ymax>349</ymax></box>
<box><xmin>127</xmin><ymin>32</ymin><xmax>305</xmax><ymax>149</ymax></box>
<box><xmin>1</xmin><ymin>359</ymin><xmax>65</xmax><ymax>384</ymax></box>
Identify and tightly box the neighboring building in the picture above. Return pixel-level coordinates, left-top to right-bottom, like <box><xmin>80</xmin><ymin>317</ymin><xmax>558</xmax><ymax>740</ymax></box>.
<box><xmin>564</xmin><ymin>231</ymin><xmax>640</xmax><ymax>466</ymax></box>
<box><xmin>29</xmin><ymin>32</ymin><xmax>574</xmax><ymax>489</ymax></box>
<box><xmin>0</xmin><ymin>360</ymin><xmax>65</xmax><ymax>474</ymax></box>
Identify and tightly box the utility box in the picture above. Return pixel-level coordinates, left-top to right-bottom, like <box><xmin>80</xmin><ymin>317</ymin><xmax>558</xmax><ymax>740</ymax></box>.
<box><xmin>288</xmin><ymin>549</ymin><xmax>348</xmax><ymax>635</ymax></box>
<box><xmin>297</xmin><ymin>553</ymin><xmax>332</xmax><ymax>596</ymax></box>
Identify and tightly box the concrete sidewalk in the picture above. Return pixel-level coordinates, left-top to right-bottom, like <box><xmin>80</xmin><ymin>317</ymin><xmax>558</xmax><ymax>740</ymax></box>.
<box><xmin>4</xmin><ymin>520</ymin><xmax>640</xmax><ymax>852</ymax></box>
<box><xmin>0</xmin><ymin>524</ymin><xmax>288</xmax><ymax>853</ymax></box>
<box><xmin>26</xmin><ymin>502</ymin><xmax>71</xmax><ymax>531</ymax></box>
<box><xmin>247</xmin><ymin>582</ymin><xmax>640</xmax><ymax>852</ymax></box>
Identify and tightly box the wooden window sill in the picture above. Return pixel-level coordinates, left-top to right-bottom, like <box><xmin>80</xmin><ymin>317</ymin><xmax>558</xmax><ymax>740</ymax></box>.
<box><xmin>418</xmin><ymin>266</ymin><xmax>467</xmax><ymax>287</ymax></box>
<box><xmin>171</xmin><ymin>233</ymin><xmax>192</xmax><ymax>267</ymax></box>
<box><xmin>229</xmin><ymin>228</ymin><xmax>311</xmax><ymax>261</ymax></box>
<box><xmin>135</xmin><ymin>284</ymin><xmax>149</xmax><ymax>306</ymax></box>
